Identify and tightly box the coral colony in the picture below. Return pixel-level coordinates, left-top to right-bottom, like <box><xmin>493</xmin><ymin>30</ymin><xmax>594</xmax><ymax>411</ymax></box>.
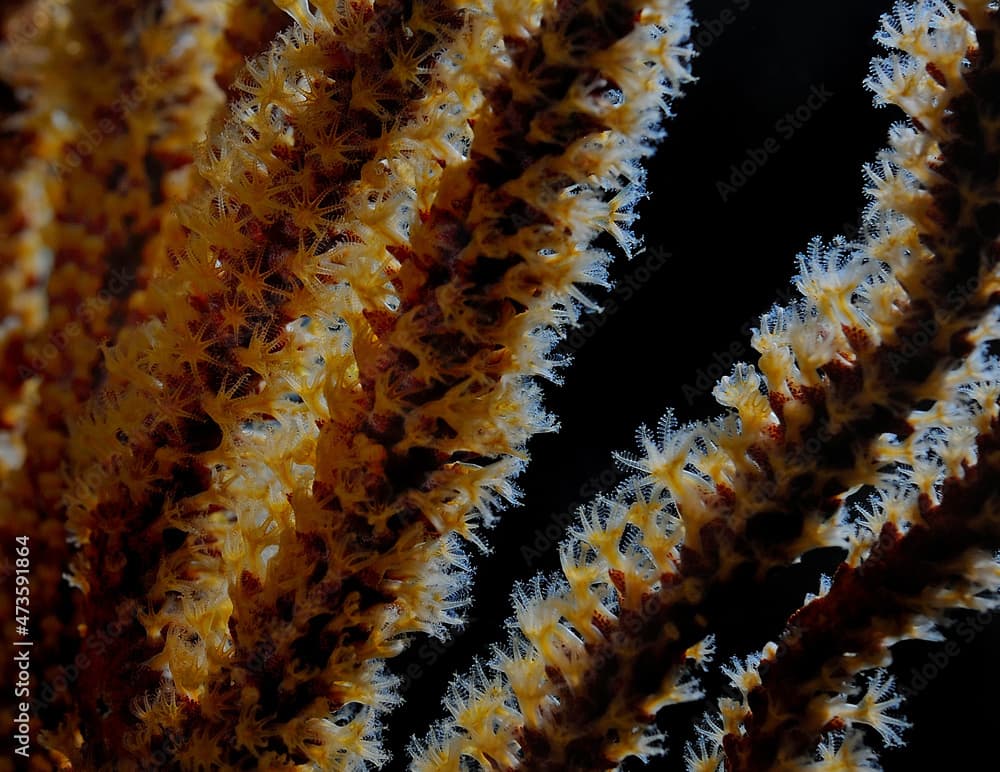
<box><xmin>1</xmin><ymin>0</ymin><xmax>999</xmax><ymax>770</ymax></box>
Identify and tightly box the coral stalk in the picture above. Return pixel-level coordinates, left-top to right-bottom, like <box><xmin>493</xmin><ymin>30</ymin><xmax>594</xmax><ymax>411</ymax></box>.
<box><xmin>50</xmin><ymin>0</ymin><xmax>692</xmax><ymax>764</ymax></box>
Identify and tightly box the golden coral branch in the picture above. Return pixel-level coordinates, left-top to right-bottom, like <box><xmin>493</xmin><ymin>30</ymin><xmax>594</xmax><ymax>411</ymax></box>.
<box><xmin>412</xmin><ymin>1</ymin><xmax>1000</xmax><ymax>769</ymax></box>
<box><xmin>0</xmin><ymin>1</ymin><xmax>284</xmax><ymax>766</ymax></box>
<box><xmin>36</xmin><ymin>0</ymin><xmax>693</xmax><ymax>765</ymax></box>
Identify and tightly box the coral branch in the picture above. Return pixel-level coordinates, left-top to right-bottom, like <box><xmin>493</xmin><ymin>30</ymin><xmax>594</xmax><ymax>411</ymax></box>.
<box><xmin>46</xmin><ymin>0</ymin><xmax>693</xmax><ymax>763</ymax></box>
<box><xmin>412</xmin><ymin>1</ymin><xmax>1000</xmax><ymax>770</ymax></box>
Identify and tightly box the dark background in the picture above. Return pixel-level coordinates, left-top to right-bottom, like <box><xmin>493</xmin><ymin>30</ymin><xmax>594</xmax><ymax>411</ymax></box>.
<box><xmin>388</xmin><ymin>1</ymin><xmax>1000</xmax><ymax>769</ymax></box>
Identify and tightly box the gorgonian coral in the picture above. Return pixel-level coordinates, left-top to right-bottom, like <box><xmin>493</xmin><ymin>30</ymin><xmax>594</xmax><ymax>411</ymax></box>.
<box><xmin>1</xmin><ymin>1</ymin><xmax>998</xmax><ymax>771</ymax></box>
